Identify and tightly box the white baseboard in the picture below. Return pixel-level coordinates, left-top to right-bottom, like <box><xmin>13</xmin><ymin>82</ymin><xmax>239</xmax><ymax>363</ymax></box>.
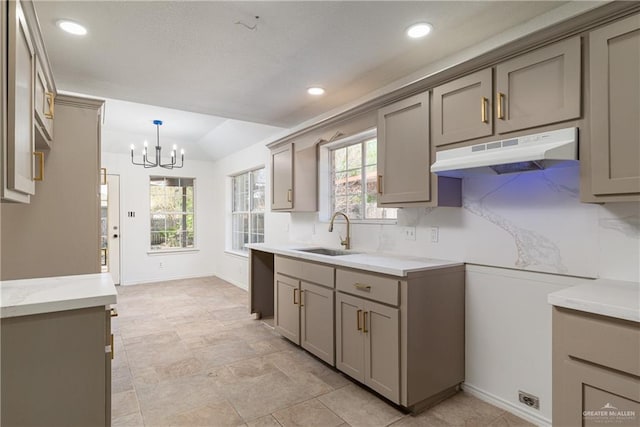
<box><xmin>462</xmin><ymin>383</ymin><xmax>551</xmax><ymax>427</ymax></box>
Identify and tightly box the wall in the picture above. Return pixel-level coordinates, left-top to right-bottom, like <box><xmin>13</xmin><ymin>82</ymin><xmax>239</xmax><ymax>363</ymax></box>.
<box><xmin>101</xmin><ymin>152</ymin><xmax>218</xmax><ymax>285</ymax></box>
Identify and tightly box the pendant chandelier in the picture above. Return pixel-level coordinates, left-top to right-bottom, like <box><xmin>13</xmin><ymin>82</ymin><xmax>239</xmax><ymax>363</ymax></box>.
<box><xmin>130</xmin><ymin>120</ymin><xmax>184</xmax><ymax>169</ymax></box>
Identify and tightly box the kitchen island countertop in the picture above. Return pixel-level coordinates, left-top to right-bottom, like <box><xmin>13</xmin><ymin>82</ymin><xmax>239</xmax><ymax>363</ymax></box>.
<box><xmin>1</xmin><ymin>273</ymin><xmax>117</xmax><ymax>318</ymax></box>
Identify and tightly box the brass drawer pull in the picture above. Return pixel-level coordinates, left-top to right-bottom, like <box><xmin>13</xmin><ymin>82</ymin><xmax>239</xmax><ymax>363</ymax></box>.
<box><xmin>357</xmin><ymin>309</ymin><xmax>362</xmax><ymax>331</ymax></box>
<box><xmin>110</xmin><ymin>334</ymin><xmax>114</xmax><ymax>360</ymax></box>
<box><xmin>110</xmin><ymin>308</ymin><xmax>118</xmax><ymax>317</ymax></box>
<box><xmin>363</xmin><ymin>311</ymin><xmax>368</xmax><ymax>334</ymax></box>
<box><xmin>101</xmin><ymin>168</ymin><xmax>107</xmax><ymax>185</ymax></box>
<box><xmin>354</xmin><ymin>283</ymin><xmax>371</xmax><ymax>292</ymax></box>
<box><xmin>481</xmin><ymin>97</ymin><xmax>489</xmax><ymax>123</ymax></box>
<box><xmin>497</xmin><ymin>92</ymin><xmax>505</xmax><ymax>119</ymax></box>
<box><xmin>33</xmin><ymin>152</ymin><xmax>44</xmax><ymax>181</ymax></box>
<box><xmin>287</xmin><ymin>189</ymin><xmax>292</xmax><ymax>202</ymax></box>
<box><xmin>377</xmin><ymin>175</ymin><xmax>382</xmax><ymax>194</ymax></box>
<box><xmin>293</xmin><ymin>288</ymin><xmax>299</xmax><ymax>305</ymax></box>
<box><xmin>45</xmin><ymin>92</ymin><xmax>55</xmax><ymax>119</ymax></box>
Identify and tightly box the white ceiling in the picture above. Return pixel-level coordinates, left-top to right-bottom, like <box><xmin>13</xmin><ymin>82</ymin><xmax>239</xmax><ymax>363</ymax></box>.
<box><xmin>34</xmin><ymin>1</ymin><xmax>589</xmax><ymax>161</ymax></box>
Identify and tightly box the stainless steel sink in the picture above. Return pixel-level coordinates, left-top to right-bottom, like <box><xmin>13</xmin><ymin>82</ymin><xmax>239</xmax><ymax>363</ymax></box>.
<box><xmin>295</xmin><ymin>248</ymin><xmax>356</xmax><ymax>256</ymax></box>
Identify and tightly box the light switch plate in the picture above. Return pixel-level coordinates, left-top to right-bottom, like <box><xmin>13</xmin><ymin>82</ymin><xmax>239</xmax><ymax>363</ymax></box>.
<box><xmin>431</xmin><ymin>226</ymin><xmax>439</xmax><ymax>243</ymax></box>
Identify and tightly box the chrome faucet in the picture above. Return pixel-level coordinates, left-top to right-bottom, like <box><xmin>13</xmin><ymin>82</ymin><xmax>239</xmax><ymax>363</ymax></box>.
<box><xmin>328</xmin><ymin>211</ymin><xmax>351</xmax><ymax>250</ymax></box>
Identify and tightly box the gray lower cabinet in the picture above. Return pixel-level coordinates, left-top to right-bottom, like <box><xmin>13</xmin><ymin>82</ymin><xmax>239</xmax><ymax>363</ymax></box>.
<box><xmin>495</xmin><ymin>36</ymin><xmax>581</xmax><ymax>134</ymax></box>
<box><xmin>432</xmin><ymin>68</ymin><xmax>493</xmax><ymax>147</ymax></box>
<box><xmin>552</xmin><ymin>307</ymin><xmax>640</xmax><ymax>426</ymax></box>
<box><xmin>300</xmin><ymin>281</ymin><xmax>334</xmax><ymax>365</ymax></box>
<box><xmin>336</xmin><ymin>292</ymin><xmax>400</xmax><ymax>402</ymax></box>
<box><xmin>0</xmin><ymin>306</ymin><xmax>113</xmax><ymax>426</ymax></box>
<box><xmin>587</xmin><ymin>13</ymin><xmax>640</xmax><ymax>199</ymax></box>
<box><xmin>274</xmin><ymin>273</ymin><xmax>300</xmax><ymax>344</ymax></box>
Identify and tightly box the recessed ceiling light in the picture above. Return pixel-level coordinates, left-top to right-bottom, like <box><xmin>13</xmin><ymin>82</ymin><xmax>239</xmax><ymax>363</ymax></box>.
<box><xmin>57</xmin><ymin>20</ymin><xmax>88</xmax><ymax>36</ymax></box>
<box><xmin>406</xmin><ymin>22</ymin><xmax>432</xmax><ymax>39</ymax></box>
<box><xmin>307</xmin><ymin>87</ymin><xmax>325</xmax><ymax>96</ymax></box>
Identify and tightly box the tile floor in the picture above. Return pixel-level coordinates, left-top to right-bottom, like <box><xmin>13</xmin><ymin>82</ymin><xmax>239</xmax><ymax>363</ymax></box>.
<box><xmin>111</xmin><ymin>277</ymin><xmax>534</xmax><ymax>427</ymax></box>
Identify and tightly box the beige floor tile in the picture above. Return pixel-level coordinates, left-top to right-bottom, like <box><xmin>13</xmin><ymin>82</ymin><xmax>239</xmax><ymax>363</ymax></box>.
<box><xmin>193</xmin><ymin>340</ymin><xmax>259</xmax><ymax>368</ymax></box>
<box><xmin>428</xmin><ymin>392</ymin><xmax>505</xmax><ymax>426</ymax></box>
<box><xmin>488</xmin><ymin>412</ymin><xmax>535</xmax><ymax>426</ymax></box>
<box><xmin>160</xmin><ymin>400</ymin><xmax>244</xmax><ymax>427</ymax></box>
<box><xmin>112</xmin><ymin>390</ymin><xmax>140</xmax><ymax>419</ymax></box>
<box><xmin>272</xmin><ymin>398</ymin><xmax>345</xmax><ymax>427</ymax></box>
<box><xmin>226</xmin><ymin>356</ymin><xmax>280</xmax><ymax>379</ymax></box>
<box><xmin>318</xmin><ymin>384</ymin><xmax>405</xmax><ymax>427</ymax></box>
<box><xmin>244</xmin><ymin>414</ymin><xmax>282</xmax><ymax>427</ymax></box>
<box><xmin>223</xmin><ymin>370</ymin><xmax>314</xmax><ymax>421</ymax></box>
<box><xmin>390</xmin><ymin>412</ymin><xmax>451</xmax><ymax>426</ymax></box>
<box><xmin>112</xmin><ymin>411</ymin><xmax>145</xmax><ymax>427</ymax></box>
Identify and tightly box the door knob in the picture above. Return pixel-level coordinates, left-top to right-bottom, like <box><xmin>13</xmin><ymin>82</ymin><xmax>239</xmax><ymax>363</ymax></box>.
<box><xmin>113</xmin><ymin>234</ymin><xmax>119</xmax><ymax>238</ymax></box>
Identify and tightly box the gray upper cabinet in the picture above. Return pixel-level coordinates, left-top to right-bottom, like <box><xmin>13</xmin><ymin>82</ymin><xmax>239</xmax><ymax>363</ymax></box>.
<box><xmin>271</xmin><ymin>144</ymin><xmax>293</xmax><ymax>210</ymax></box>
<box><xmin>6</xmin><ymin>0</ymin><xmax>36</xmax><ymax>199</ymax></box>
<box><xmin>495</xmin><ymin>36</ymin><xmax>581</xmax><ymax>134</ymax></box>
<box><xmin>270</xmin><ymin>143</ymin><xmax>317</xmax><ymax>212</ymax></box>
<box><xmin>377</xmin><ymin>92</ymin><xmax>431</xmax><ymax>205</ymax></box>
<box><xmin>588</xmin><ymin>14</ymin><xmax>640</xmax><ymax>198</ymax></box>
<box><xmin>432</xmin><ymin>68</ymin><xmax>493</xmax><ymax>147</ymax></box>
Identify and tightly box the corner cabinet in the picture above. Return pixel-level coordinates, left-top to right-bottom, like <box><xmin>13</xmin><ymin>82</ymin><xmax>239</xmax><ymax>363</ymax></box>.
<box><xmin>377</xmin><ymin>92</ymin><xmax>461</xmax><ymax>207</ymax></box>
<box><xmin>585</xmin><ymin>14</ymin><xmax>640</xmax><ymax>201</ymax></box>
<box><xmin>552</xmin><ymin>307</ymin><xmax>640</xmax><ymax>426</ymax></box>
<box><xmin>270</xmin><ymin>143</ymin><xmax>317</xmax><ymax>212</ymax></box>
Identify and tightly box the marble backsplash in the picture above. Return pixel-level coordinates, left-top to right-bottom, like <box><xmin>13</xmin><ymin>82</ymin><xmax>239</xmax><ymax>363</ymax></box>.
<box><xmin>282</xmin><ymin>165</ymin><xmax>639</xmax><ymax>281</ymax></box>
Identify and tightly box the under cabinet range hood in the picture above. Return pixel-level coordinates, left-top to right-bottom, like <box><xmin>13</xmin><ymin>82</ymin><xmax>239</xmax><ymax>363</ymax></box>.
<box><xmin>431</xmin><ymin>127</ymin><xmax>578</xmax><ymax>177</ymax></box>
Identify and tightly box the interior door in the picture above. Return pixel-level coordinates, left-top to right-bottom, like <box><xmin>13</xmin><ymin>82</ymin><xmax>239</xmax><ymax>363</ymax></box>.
<box><xmin>107</xmin><ymin>175</ymin><xmax>121</xmax><ymax>285</ymax></box>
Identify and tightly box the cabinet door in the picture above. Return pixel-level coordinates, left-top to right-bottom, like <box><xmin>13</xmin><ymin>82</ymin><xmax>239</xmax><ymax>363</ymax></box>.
<box><xmin>589</xmin><ymin>14</ymin><xmax>640</xmax><ymax>196</ymax></box>
<box><xmin>274</xmin><ymin>274</ymin><xmax>300</xmax><ymax>344</ymax></box>
<box><xmin>432</xmin><ymin>68</ymin><xmax>493</xmax><ymax>146</ymax></box>
<box><xmin>7</xmin><ymin>0</ymin><xmax>36</xmax><ymax>196</ymax></box>
<box><xmin>271</xmin><ymin>144</ymin><xmax>293</xmax><ymax>210</ymax></box>
<box><xmin>556</xmin><ymin>358</ymin><xmax>640</xmax><ymax>427</ymax></box>
<box><xmin>364</xmin><ymin>300</ymin><xmax>400</xmax><ymax>403</ymax></box>
<box><xmin>300</xmin><ymin>281</ymin><xmax>334</xmax><ymax>365</ymax></box>
<box><xmin>495</xmin><ymin>36</ymin><xmax>581</xmax><ymax>134</ymax></box>
<box><xmin>377</xmin><ymin>92</ymin><xmax>431</xmax><ymax>205</ymax></box>
<box><xmin>34</xmin><ymin>57</ymin><xmax>53</xmax><ymax>146</ymax></box>
<box><xmin>335</xmin><ymin>292</ymin><xmax>365</xmax><ymax>382</ymax></box>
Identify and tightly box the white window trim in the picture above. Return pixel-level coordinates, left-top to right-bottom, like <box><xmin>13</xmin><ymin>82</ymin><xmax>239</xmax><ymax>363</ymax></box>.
<box><xmin>228</xmin><ymin>166</ymin><xmax>266</xmax><ymax>253</ymax></box>
<box><xmin>149</xmin><ymin>176</ymin><xmax>197</xmax><ymax>252</ymax></box>
<box><xmin>318</xmin><ymin>128</ymin><xmax>397</xmax><ymax>224</ymax></box>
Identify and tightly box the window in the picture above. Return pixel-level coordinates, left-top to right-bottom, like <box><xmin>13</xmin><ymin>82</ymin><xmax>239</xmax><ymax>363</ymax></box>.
<box><xmin>231</xmin><ymin>168</ymin><xmax>265</xmax><ymax>252</ymax></box>
<box><xmin>330</xmin><ymin>137</ymin><xmax>396</xmax><ymax>220</ymax></box>
<box><xmin>149</xmin><ymin>177</ymin><xmax>195</xmax><ymax>250</ymax></box>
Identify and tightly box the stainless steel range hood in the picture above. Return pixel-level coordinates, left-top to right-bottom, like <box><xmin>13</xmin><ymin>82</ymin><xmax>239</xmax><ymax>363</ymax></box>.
<box><xmin>431</xmin><ymin>127</ymin><xmax>578</xmax><ymax>177</ymax></box>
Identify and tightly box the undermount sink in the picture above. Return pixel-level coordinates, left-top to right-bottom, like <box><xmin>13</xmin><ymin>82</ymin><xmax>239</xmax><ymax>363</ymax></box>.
<box><xmin>295</xmin><ymin>248</ymin><xmax>357</xmax><ymax>256</ymax></box>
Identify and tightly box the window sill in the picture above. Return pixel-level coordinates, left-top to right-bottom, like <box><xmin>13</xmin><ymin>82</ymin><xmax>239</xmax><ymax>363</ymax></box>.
<box><xmin>224</xmin><ymin>250</ymin><xmax>249</xmax><ymax>259</ymax></box>
<box><xmin>147</xmin><ymin>248</ymin><xmax>200</xmax><ymax>255</ymax></box>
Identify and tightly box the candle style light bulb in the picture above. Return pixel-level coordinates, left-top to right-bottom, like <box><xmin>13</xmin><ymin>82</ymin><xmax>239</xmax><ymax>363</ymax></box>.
<box><xmin>181</xmin><ymin>149</ymin><xmax>185</xmax><ymax>155</ymax></box>
<box><xmin>143</xmin><ymin>140</ymin><xmax>148</xmax><ymax>147</ymax></box>
<box><xmin>130</xmin><ymin>144</ymin><xmax>135</xmax><ymax>151</ymax></box>
<box><xmin>173</xmin><ymin>144</ymin><xmax>177</xmax><ymax>151</ymax></box>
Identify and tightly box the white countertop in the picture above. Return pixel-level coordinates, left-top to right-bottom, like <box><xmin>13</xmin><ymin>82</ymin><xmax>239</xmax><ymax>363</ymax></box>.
<box><xmin>548</xmin><ymin>278</ymin><xmax>640</xmax><ymax>323</ymax></box>
<box><xmin>0</xmin><ymin>273</ymin><xmax>117</xmax><ymax>319</ymax></box>
<box><xmin>247</xmin><ymin>243</ymin><xmax>463</xmax><ymax>277</ymax></box>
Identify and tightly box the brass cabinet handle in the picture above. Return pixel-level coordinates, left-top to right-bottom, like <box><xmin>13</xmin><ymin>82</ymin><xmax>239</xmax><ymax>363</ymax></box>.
<box><xmin>300</xmin><ymin>290</ymin><xmax>304</xmax><ymax>307</ymax></box>
<box><xmin>357</xmin><ymin>309</ymin><xmax>362</xmax><ymax>331</ymax></box>
<box><xmin>497</xmin><ymin>92</ymin><xmax>505</xmax><ymax>119</ymax></box>
<box><xmin>481</xmin><ymin>97</ymin><xmax>489</xmax><ymax>123</ymax></box>
<box><xmin>44</xmin><ymin>92</ymin><xmax>54</xmax><ymax>119</ymax></box>
<box><xmin>110</xmin><ymin>308</ymin><xmax>118</xmax><ymax>317</ymax></box>
<box><xmin>377</xmin><ymin>175</ymin><xmax>382</xmax><ymax>194</ymax></box>
<box><xmin>33</xmin><ymin>152</ymin><xmax>44</xmax><ymax>181</ymax></box>
<box><xmin>101</xmin><ymin>168</ymin><xmax>107</xmax><ymax>185</ymax></box>
<box><xmin>110</xmin><ymin>334</ymin><xmax>115</xmax><ymax>360</ymax></box>
<box><xmin>287</xmin><ymin>189</ymin><xmax>292</xmax><ymax>202</ymax></box>
<box><xmin>293</xmin><ymin>288</ymin><xmax>299</xmax><ymax>305</ymax></box>
<box><xmin>354</xmin><ymin>283</ymin><xmax>371</xmax><ymax>292</ymax></box>
<box><xmin>363</xmin><ymin>311</ymin><xmax>368</xmax><ymax>334</ymax></box>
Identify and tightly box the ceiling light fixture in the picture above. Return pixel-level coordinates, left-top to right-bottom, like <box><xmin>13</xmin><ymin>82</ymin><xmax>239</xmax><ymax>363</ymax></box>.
<box><xmin>307</xmin><ymin>87</ymin><xmax>325</xmax><ymax>96</ymax></box>
<box><xmin>57</xmin><ymin>19</ymin><xmax>88</xmax><ymax>36</ymax></box>
<box><xmin>130</xmin><ymin>120</ymin><xmax>184</xmax><ymax>169</ymax></box>
<box><xmin>406</xmin><ymin>22</ymin><xmax>432</xmax><ymax>39</ymax></box>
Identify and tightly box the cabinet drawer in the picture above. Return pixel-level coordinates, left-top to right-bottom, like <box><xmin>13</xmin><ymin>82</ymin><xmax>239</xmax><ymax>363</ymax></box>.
<box><xmin>336</xmin><ymin>269</ymin><xmax>399</xmax><ymax>306</ymax></box>
<box><xmin>556</xmin><ymin>308</ymin><xmax>640</xmax><ymax>377</ymax></box>
<box><xmin>275</xmin><ymin>256</ymin><xmax>334</xmax><ymax>288</ymax></box>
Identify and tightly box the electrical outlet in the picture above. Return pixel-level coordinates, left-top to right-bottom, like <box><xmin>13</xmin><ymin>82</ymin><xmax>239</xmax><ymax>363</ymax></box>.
<box><xmin>159</xmin><ymin>262</ymin><xmax>164</xmax><ymax>269</ymax></box>
<box><xmin>430</xmin><ymin>226</ymin><xmax>439</xmax><ymax>243</ymax></box>
<box><xmin>518</xmin><ymin>391</ymin><xmax>540</xmax><ymax>410</ymax></box>
<box><xmin>403</xmin><ymin>227</ymin><xmax>416</xmax><ymax>241</ymax></box>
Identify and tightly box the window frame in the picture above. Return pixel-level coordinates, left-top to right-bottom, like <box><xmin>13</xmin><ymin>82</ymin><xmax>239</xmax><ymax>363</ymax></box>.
<box><xmin>229</xmin><ymin>166</ymin><xmax>266</xmax><ymax>254</ymax></box>
<box><xmin>319</xmin><ymin>129</ymin><xmax>397</xmax><ymax>224</ymax></box>
<box><xmin>148</xmin><ymin>176</ymin><xmax>196</xmax><ymax>253</ymax></box>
